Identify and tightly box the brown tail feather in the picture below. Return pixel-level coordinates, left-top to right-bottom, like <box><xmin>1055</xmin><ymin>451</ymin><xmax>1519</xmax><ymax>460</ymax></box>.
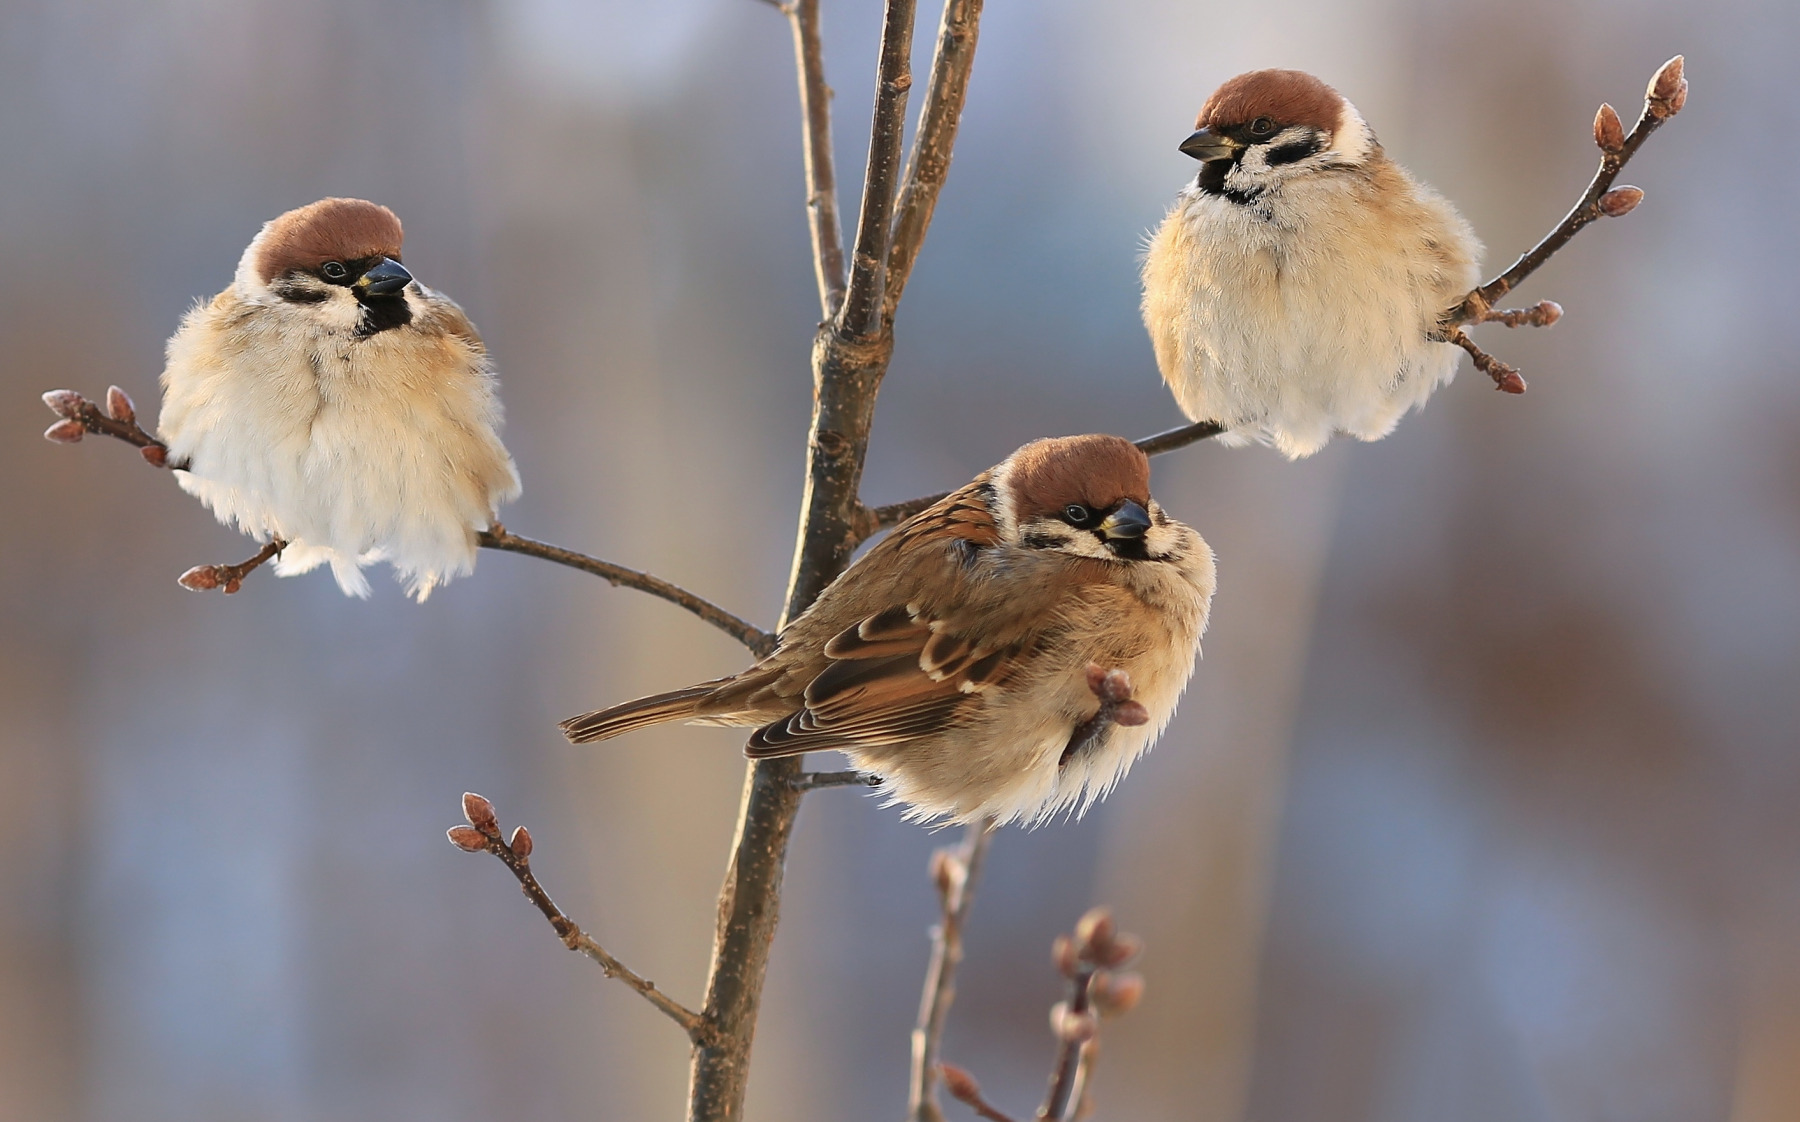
<box><xmin>559</xmin><ymin>682</ymin><xmax>722</xmax><ymax>744</ymax></box>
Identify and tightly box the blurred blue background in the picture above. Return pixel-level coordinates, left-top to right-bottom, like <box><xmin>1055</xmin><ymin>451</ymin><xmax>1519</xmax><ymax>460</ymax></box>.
<box><xmin>2</xmin><ymin>1</ymin><xmax>1796</xmax><ymax>1120</ymax></box>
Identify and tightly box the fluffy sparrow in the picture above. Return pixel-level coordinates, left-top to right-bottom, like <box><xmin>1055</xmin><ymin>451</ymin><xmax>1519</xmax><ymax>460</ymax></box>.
<box><xmin>157</xmin><ymin>197</ymin><xmax>520</xmax><ymax>599</ymax></box>
<box><xmin>561</xmin><ymin>434</ymin><xmax>1216</xmax><ymax>826</ymax></box>
<box><xmin>1142</xmin><ymin>69</ymin><xmax>1483</xmax><ymax>459</ymax></box>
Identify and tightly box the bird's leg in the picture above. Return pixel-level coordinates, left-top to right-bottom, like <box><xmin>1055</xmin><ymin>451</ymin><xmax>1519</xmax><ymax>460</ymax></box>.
<box><xmin>1448</xmin><ymin>328</ymin><xmax>1527</xmax><ymax>395</ymax></box>
<box><xmin>178</xmin><ymin>540</ymin><xmax>286</xmax><ymax>595</ymax></box>
<box><xmin>1061</xmin><ymin>666</ymin><xmax>1152</xmax><ymax>767</ymax></box>
<box><xmin>789</xmin><ymin>769</ymin><xmax>881</xmax><ymax>793</ymax></box>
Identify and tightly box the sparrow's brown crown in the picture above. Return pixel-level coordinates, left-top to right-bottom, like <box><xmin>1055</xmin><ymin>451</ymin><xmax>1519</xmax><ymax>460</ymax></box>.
<box><xmin>253</xmin><ymin>198</ymin><xmax>405</xmax><ymax>284</ymax></box>
<box><xmin>1196</xmin><ymin>69</ymin><xmax>1344</xmax><ymax>135</ymax></box>
<box><xmin>1004</xmin><ymin>434</ymin><xmax>1151</xmax><ymax>520</ymax></box>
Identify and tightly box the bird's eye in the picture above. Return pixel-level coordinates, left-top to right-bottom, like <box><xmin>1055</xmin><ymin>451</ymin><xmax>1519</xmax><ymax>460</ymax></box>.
<box><xmin>1250</xmin><ymin>116</ymin><xmax>1276</xmax><ymax>137</ymax></box>
<box><xmin>1062</xmin><ymin>503</ymin><xmax>1093</xmax><ymax>525</ymax></box>
<box><xmin>320</xmin><ymin>261</ymin><xmax>349</xmax><ymax>281</ymax></box>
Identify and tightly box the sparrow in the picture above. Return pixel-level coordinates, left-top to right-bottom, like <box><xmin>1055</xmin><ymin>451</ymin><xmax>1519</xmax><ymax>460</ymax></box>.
<box><xmin>1141</xmin><ymin>69</ymin><xmax>1483</xmax><ymax>459</ymax></box>
<box><xmin>560</xmin><ymin>434</ymin><xmax>1216</xmax><ymax>826</ymax></box>
<box><xmin>157</xmin><ymin>197</ymin><xmax>520</xmax><ymax>599</ymax></box>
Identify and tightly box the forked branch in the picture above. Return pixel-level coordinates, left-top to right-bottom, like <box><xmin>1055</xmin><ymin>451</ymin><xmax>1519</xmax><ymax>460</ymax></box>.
<box><xmin>884</xmin><ymin>0</ymin><xmax>985</xmax><ymax>320</ymax></box>
<box><xmin>447</xmin><ymin>792</ymin><xmax>707</xmax><ymax>1041</ymax></box>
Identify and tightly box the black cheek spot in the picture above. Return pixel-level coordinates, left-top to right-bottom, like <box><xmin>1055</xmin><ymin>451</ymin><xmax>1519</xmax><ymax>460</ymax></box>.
<box><xmin>273</xmin><ymin>278</ymin><xmax>329</xmax><ymax>304</ymax></box>
<box><xmin>1265</xmin><ymin>139</ymin><xmax>1321</xmax><ymax>166</ymax></box>
<box><xmin>1021</xmin><ymin>531</ymin><xmax>1063</xmax><ymax>551</ymax></box>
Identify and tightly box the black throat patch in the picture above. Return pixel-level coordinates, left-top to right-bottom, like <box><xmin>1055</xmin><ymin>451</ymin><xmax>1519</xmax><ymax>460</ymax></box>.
<box><xmin>355</xmin><ymin>295</ymin><xmax>413</xmax><ymax>337</ymax></box>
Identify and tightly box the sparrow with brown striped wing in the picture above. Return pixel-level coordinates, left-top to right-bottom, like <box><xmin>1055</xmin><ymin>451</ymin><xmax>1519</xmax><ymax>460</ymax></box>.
<box><xmin>560</xmin><ymin>434</ymin><xmax>1216</xmax><ymax>826</ymax></box>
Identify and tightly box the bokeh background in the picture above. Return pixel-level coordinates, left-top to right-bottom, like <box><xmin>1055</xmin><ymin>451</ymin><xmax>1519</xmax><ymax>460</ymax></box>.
<box><xmin>2</xmin><ymin>1</ymin><xmax>1796</xmax><ymax>1119</ymax></box>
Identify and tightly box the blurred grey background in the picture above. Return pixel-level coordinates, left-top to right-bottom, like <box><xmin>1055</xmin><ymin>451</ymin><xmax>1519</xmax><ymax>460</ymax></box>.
<box><xmin>1</xmin><ymin>1</ymin><xmax>1795</xmax><ymax>1120</ymax></box>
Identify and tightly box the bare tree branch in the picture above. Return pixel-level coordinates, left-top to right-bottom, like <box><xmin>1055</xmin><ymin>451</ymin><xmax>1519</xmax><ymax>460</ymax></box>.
<box><xmin>447</xmin><ymin>792</ymin><xmax>707</xmax><ymax>1040</ymax></box>
<box><xmin>477</xmin><ymin>526</ymin><xmax>775</xmax><ymax>656</ymax></box>
<box><xmin>779</xmin><ymin>0</ymin><xmax>849</xmax><ymax>319</ymax></box>
<box><xmin>690</xmin><ymin>3</ymin><xmax>945</xmax><ymax>1118</ymax></box>
<box><xmin>1448</xmin><ymin>55</ymin><xmax>1684</xmax><ymax>327</ymax></box>
<box><xmin>884</xmin><ymin>0</ymin><xmax>985</xmax><ymax>320</ymax></box>
<box><xmin>836</xmin><ymin>0</ymin><xmax>918</xmax><ymax>338</ymax></box>
<box><xmin>908</xmin><ymin>822</ymin><xmax>995</xmax><ymax>1122</ymax></box>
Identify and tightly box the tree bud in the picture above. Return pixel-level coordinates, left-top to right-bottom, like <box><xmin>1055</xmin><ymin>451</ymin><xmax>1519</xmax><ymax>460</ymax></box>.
<box><xmin>177</xmin><ymin>565</ymin><xmax>222</xmax><ymax>591</ymax></box>
<box><xmin>1094</xmin><ymin>933</ymin><xmax>1143</xmax><ymax>970</ymax></box>
<box><xmin>142</xmin><ymin>445</ymin><xmax>169</xmax><ymax>467</ymax></box>
<box><xmin>1647</xmin><ymin>55</ymin><xmax>1685</xmax><ymax>118</ymax></box>
<box><xmin>462</xmin><ymin>792</ymin><xmax>500</xmax><ymax>837</ymax></box>
<box><xmin>106</xmin><ymin>385</ymin><xmax>136</xmax><ymax>423</ymax></box>
<box><xmin>1074</xmin><ymin>907</ymin><xmax>1116</xmax><ymax>958</ymax></box>
<box><xmin>1052</xmin><ymin>934</ymin><xmax>1079</xmax><ymax>978</ymax></box>
<box><xmin>1599</xmin><ymin>186</ymin><xmax>1644</xmax><ymax>217</ymax></box>
<box><xmin>508</xmin><ymin>825</ymin><xmax>533</xmax><ymax>859</ymax></box>
<box><xmin>42</xmin><ymin>389</ymin><xmax>85</xmax><ymax>419</ymax></box>
<box><xmin>1593</xmin><ymin>103</ymin><xmax>1625</xmax><ymax>153</ymax></box>
<box><xmin>1051</xmin><ymin>1003</ymin><xmax>1098</xmax><ymax>1044</ymax></box>
<box><xmin>939</xmin><ymin>1062</ymin><xmax>982</xmax><ymax>1102</ymax></box>
<box><xmin>447</xmin><ymin>825</ymin><xmax>488</xmax><ymax>852</ymax></box>
<box><xmin>1112</xmin><ymin>700</ymin><xmax>1150</xmax><ymax>727</ymax></box>
<box><xmin>1091</xmin><ymin>971</ymin><xmax>1146</xmax><ymax>1018</ymax></box>
<box><xmin>44</xmin><ymin>419</ymin><xmax>85</xmax><ymax>444</ymax></box>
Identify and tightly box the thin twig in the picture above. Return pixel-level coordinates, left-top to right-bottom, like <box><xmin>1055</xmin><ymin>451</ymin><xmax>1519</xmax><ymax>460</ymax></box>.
<box><xmin>909</xmin><ymin>822</ymin><xmax>996</xmax><ymax>1122</ymax></box>
<box><xmin>790</xmin><ymin>769</ymin><xmax>881</xmax><ymax>792</ymax></box>
<box><xmin>42</xmin><ymin>387</ymin><xmax>181</xmax><ymax>467</ymax></box>
<box><xmin>447</xmin><ymin>793</ymin><xmax>707</xmax><ymax>1041</ymax></box>
<box><xmin>176</xmin><ymin>539</ymin><xmax>286</xmax><ymax>594</ymax></box>
<box><xmin>1447</xmin><ymin>54</ymin><xmax>1685</xmax><ymax>327</ymax></box>
<box><xmin>477</xmin><ymin>526</ymin><xmax>775</xmax><ymax>657</ymax></box>
<box><xmin>1448</xmin><ymin>327</ymin><xmax>1527</xmax><ymax>394</ymax></box>
<box><xmin>836</xmin><ymin>0</ymin><xmax>918</xmax><ymax>338</ymax></box>
<box><xmin>780</xmin><ymin>0</ymin><xmax>848</xmax><ymax>318</ymax></box>
<box><xmin>863</xmin><ymin>420</ymin><xmax>1228</xmax><ymax>537</ymax></box>
<box><xmin>884</xmin><ymin>0</ymin><xmax>985</xmax><ymax>320</ymax></box>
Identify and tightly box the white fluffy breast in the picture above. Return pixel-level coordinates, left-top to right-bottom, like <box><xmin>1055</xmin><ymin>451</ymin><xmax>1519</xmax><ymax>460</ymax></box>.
<box><xmin>1143</xmin><ymin>160</ymin><xmax>1481</xmax><ymax>459</ymax></box>
<box><xmin>157</xmin><ymin>286</ymin><xmax>520</xmax><ymax>599</ymax></box>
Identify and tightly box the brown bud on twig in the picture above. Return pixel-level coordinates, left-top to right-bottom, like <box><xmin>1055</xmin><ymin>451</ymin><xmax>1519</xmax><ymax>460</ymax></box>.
<box><xmin>1090</xmin><ymin>971</ymin><xmax>1145</xmax><ymax>1018</ymax></box>
<box><xmin>1593</xmin><ymin>103</ymin><xmax>1625</xmax><ymax>153</ymax></box>
<box><xmin>142</xmin><ymin>445</ymin><xmax>169</xmax><ymax>467</ymax></box>
<box><xmin>42</xmin><ymin>389</ymin><xmax>85</xmax><ymax>419</ymax></box>
<box><xmin>508</xmin><ymin>825</ymin><xmax>533</xmax><ymax>860</ymax></box>
<box><xmin>44</xmin><ymin>419</ymin><xmax>85</xmax><ymax>444</ymax></box>
<box><xmin>930</xmin><ymin>847</ymin><xmax>967</xmax><ymax>903</ymax></box>
<box><xmin>462</xmin><ymin>792</ymin><xmax>500</xmax><ymax>837</ymax></box>
<box><xmin>1647</xmin><ymin>55</ymin><xmax>1686</xmax><ymax>119</ymax></box>
<box><xmin>940</xmin><ymin>1062</ymin><xmax>983</xmax><ymax>1102</ymax></box>
<box><xmin>1052</xmin><ymin>934</ymin><xmax>1080</xmax><ymax>978</ymax></box>
<box><xmin>447</xmin><ymin>825</ymin><xmax>489</xmax><ymax>852</ymax></box>
<box><xmin>1111</xmin><ymin>700</ymin><xmax>1150</xmax><ymax>727</ymax></box>
<box><xmin>1051</xmin><ymin>1001</ymin><xmax>1098</xmax><ymax>1045</ymax></box>
<box><xmin>1599</xmin><ymin>186</ymin><xmax>1644</xmax><ymax>217</ymax></box>
<box><xmin>177</xmin><ymin>564</ymin><xmax>222</xmax><ymax>591</ymax></box>
<box><xmin>1093</xmin><ymin>932</ymin><xmax>1142</xmax><ymax>970</ymax></box>
<box><xmin>1084</xmin><ymin>665</ymin><xmax>1134</xmax><ymax>704</ymax></box>
<box><xmin>1074</xmin><ymin>907</ymin><xmax>1116</xmax><ymax>959</ymax></box>
<box><xmin>105</xmin><ymin>386</ymin><xmax>136</xmax><ymax>424</ymax></box>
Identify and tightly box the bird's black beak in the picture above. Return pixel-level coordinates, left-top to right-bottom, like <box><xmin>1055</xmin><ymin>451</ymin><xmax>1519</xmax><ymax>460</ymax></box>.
<box><xmin>1099</xmin><ymin>501</ymin><xmax>1152</xmax><ymax>542</ymax></box>
<box><xmin>1179</xmin><ymin>127</ymin><xmax>1242</xmax><ymax>162</ymax></box>
<box><xmin>356</xmin><ymin>257</ymin><xmax>413</xmax><ymax>298</ymax></box>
